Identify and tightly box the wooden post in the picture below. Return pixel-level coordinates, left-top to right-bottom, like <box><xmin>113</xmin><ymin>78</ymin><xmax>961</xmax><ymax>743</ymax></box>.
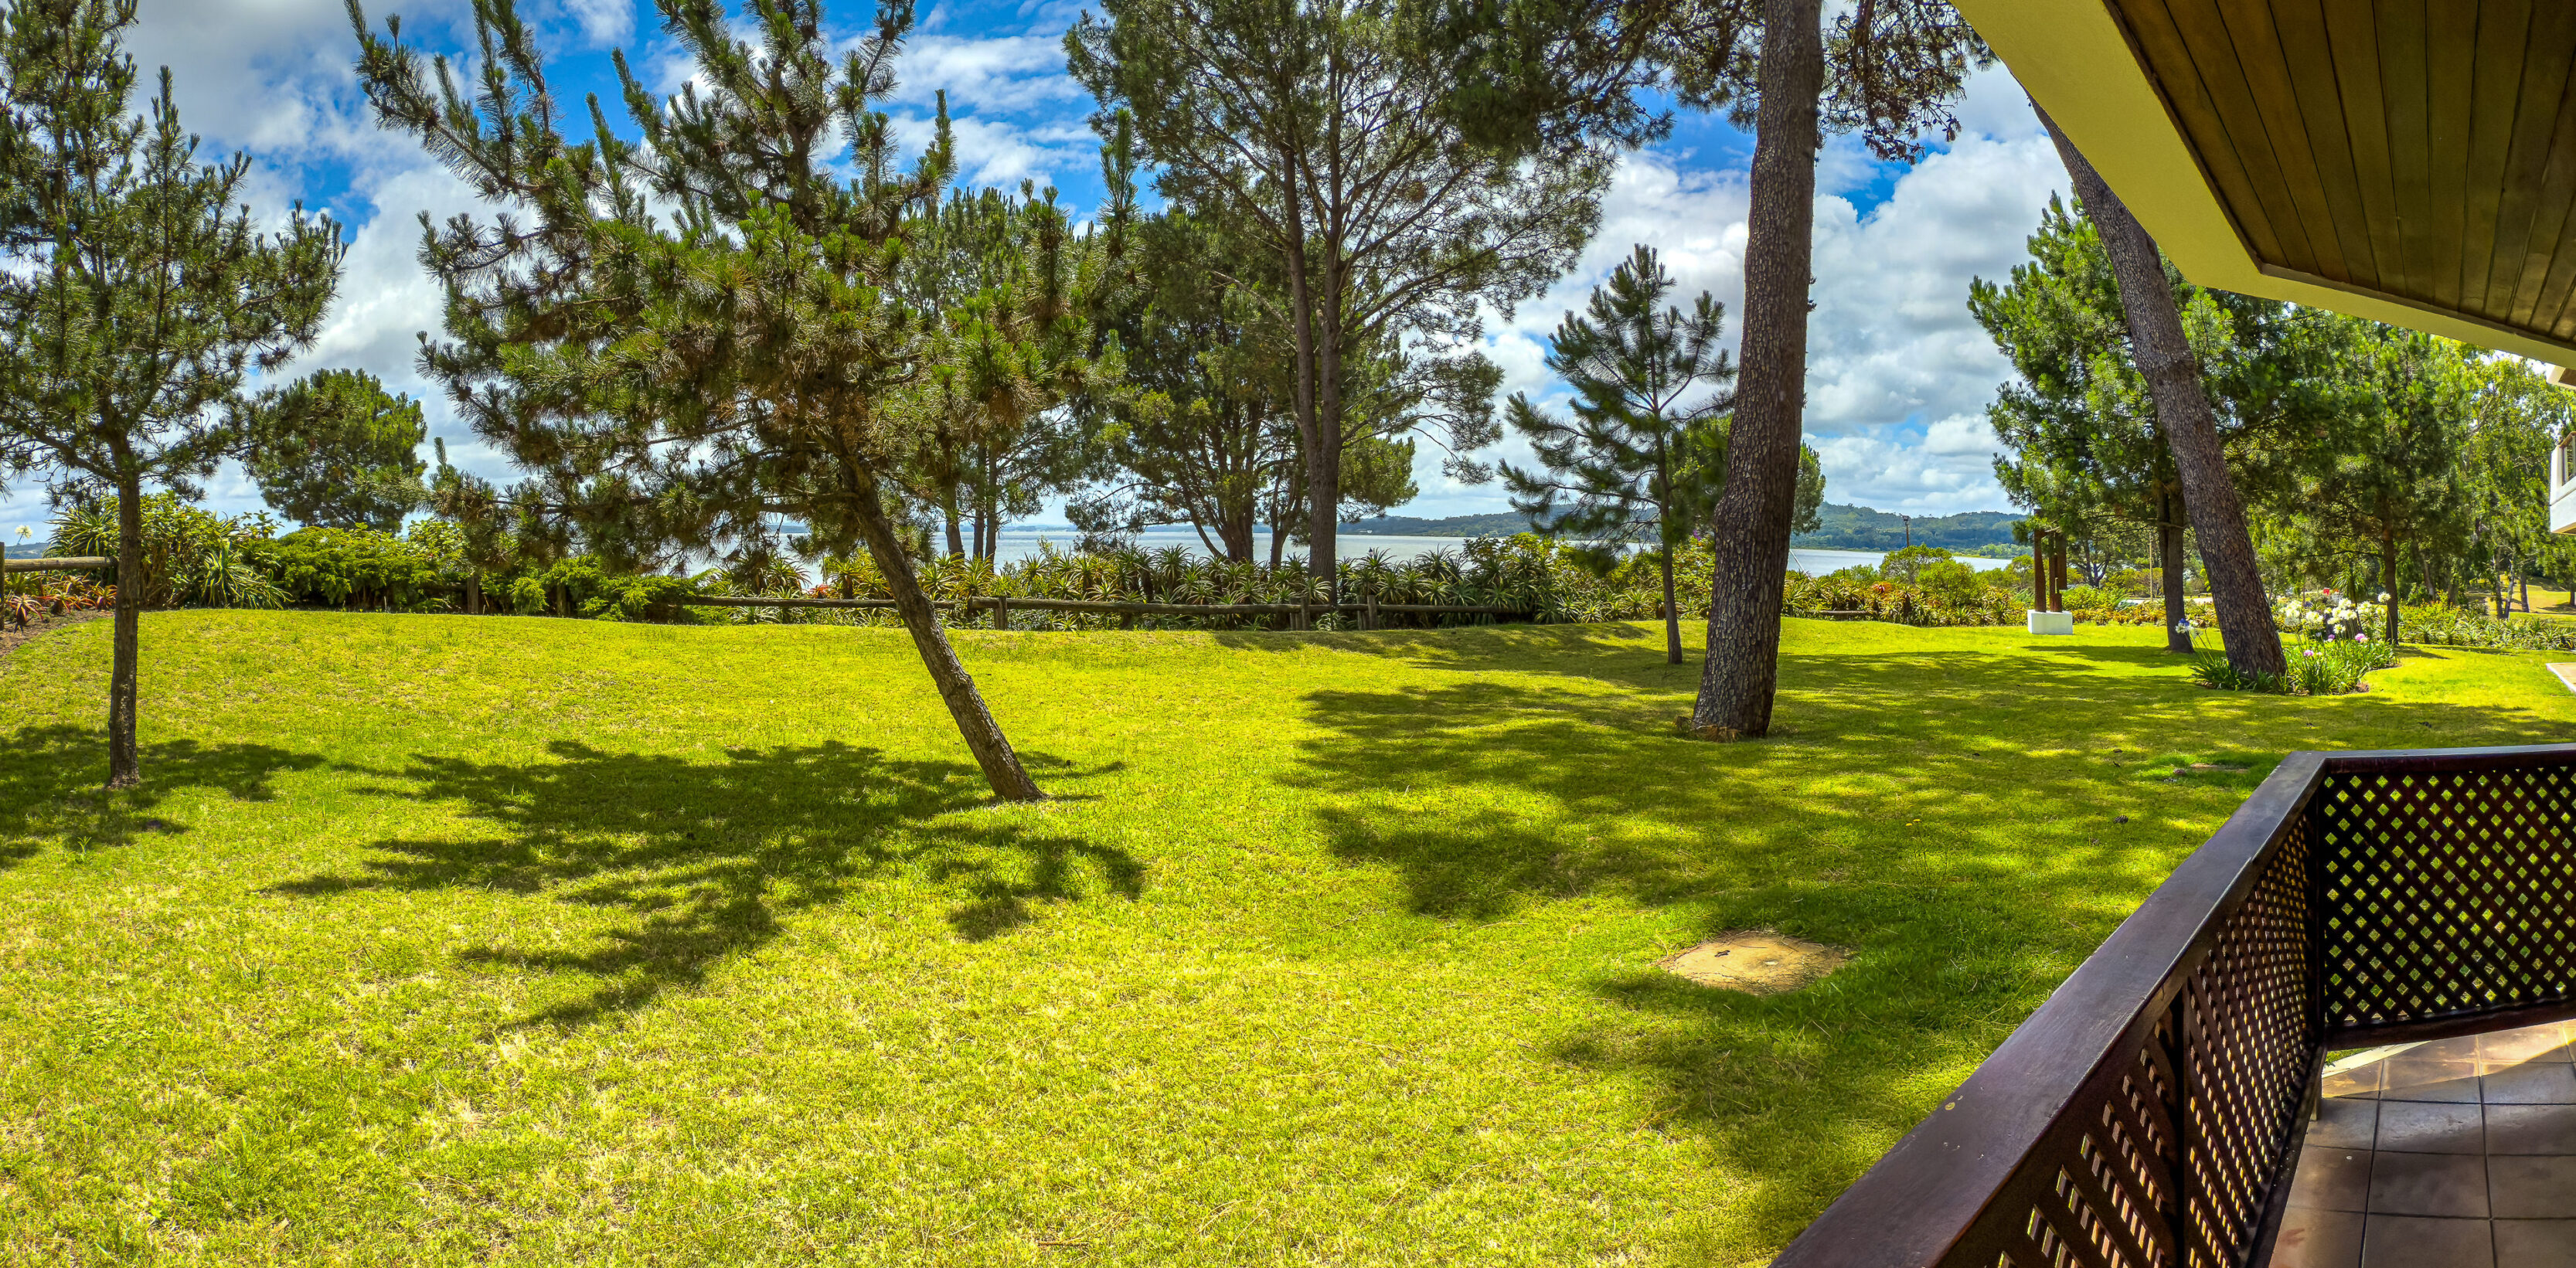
<box><xmin>2052</xmin><ymin>536</ymin><xmax>2069</xmax><ymax>612</ymax></box>
<box><xmin>994</xmin><ymin>593</ymin><xmax>1008</xmax><ymax>631</ymax></box>
<box><xmin>1364</xmin><ymin>586</ymin><xmax>1378</xmax><ymax>631</ymax></box>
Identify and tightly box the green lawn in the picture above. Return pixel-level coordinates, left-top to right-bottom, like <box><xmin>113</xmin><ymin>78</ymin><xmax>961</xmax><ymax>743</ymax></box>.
<box><xmin>2</xmin><ymin>613</ymin><xmax>2570</xmax><ymax>1266</ymax></box>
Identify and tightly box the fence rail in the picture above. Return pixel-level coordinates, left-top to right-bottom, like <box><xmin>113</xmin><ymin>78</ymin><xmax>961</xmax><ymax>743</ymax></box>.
<box><xmin>2</xmin><ymin>557</ymin><xmax>110</xmax><ymax>573</ymax></box>
<box><xmin>1776</xmin><ymin>743</ymin><xmax>2576</xmax><ymax>1268</ymax></box>
<box><xmin>681</xmin><ymin>593</ymin><xmax>1535</xmax><ymax>627</ymax></box>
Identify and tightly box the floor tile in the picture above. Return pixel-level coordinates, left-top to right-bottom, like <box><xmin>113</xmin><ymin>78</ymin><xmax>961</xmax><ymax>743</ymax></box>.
<box><xmin>2418</xmin><ymin>1036</ymin><xmax>2488</xmax><ymax>1063</ymax></box>
<box><xmin>2482</xmin><ymin>1025</ymin><xmax>2575</xmax><ymax>1064</ymax></box>
<box><xmin>2370</xmin><ymin>1152</ymin><xmax>2489</xmax><ymax>1217</ymax></box>
<box><xmin>2379</xmin><ymin>1101</ymin><xmax>2485</xmax><ymax>1154</ymax></box>
<box><xmin>2326</xmin><ymin>1062</ymin><xmax>2387</xmax><ymax>1101</ymax></box>
<box><xmin>2311</xmin><ymin>1097</ymin><xmax>2380</xmax><ymax>1150</ymax></box>
<box><xmin>2289</xmin><ymin>1147</ymin><xmax>2374</xmax><ymax>1212</ymax></box>
<box><xmin>2269</xmin><ymin>1208</ymin><xmax>2363</xmax><ymax>1268</ymax></box>
<box><xmin>2486</xmin><ymin>1062</ymin><xmax>2576</xmax><ymax>1105</ymax></box>
<box><xmin>2488</xmin><ymin>1103</ymin><xmax>2576</xmax><ymax>1155</ymax></box>
<box><xmin>2489</xmin><ymin>1155</ymin><xmax>2576</xmax><ymax>1219</ymax></box>
<box><xmin>2494</xmin><ymin>1219</ymin><xmax>2576</xmax><ymax>1267</ymax></box>
<box><xmin>2360</xmin><ymin>1214</ymin><xmax>2493</xmax><ymax>1268</ymax></box>
<box><xmin>2387</xmin><ymin>1055</ymin><xmax>2485</xmax><ymax>1103</ymax></box>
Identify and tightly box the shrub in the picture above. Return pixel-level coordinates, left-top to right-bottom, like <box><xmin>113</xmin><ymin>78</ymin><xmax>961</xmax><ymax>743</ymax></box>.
<box><xmin>2400</xmin><ymin>604</ymin><xmax>2576</xmax><ymax>651</ymax></box>
<box><xmin>257</xmin><ymin>527</ymin><xmax>445</xmax><ymax>610</ymax></box>
<box><xmin>2283</xmin><ymin>638</ymin><xmax>2392</xmax><ymax>695</ymax></box>
<box><xmin>1877</xmin><ymin>545</ymin><xmax>1953</xmax><ymax>584</ymax></box>
<box><xmin>49</xmin><ymin>495</ymin><xmax>282</xmax><ymax>609</ymax></box>
<box><xmin>2059</xmin><ymin>583</ymin><xmax>2117</xmax><ymax>612</ymax></box>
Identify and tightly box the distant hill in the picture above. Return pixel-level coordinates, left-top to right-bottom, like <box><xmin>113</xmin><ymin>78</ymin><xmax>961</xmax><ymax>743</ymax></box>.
<box><xmin>1792</xmin><ymin>503</ymin><xmax>2023</xmax><ymax>552</ymax></box>
<box><xmin>1342</xmin><ymin>512</ymin><xmax>1536</xmax><ymax>537</ymax></box>
<box><xmin>4</xmin><ymin>543</ymin><xmax>44</xmax><ymax>559</ymax></box>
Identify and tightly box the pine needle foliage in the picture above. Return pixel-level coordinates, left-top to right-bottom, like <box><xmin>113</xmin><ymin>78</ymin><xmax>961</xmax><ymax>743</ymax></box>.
<box><xmin>0</xmin><ymin>0</ymin><xmax>344</xmax><ymax>787</ymax></box>
<box><xmin>1502</xmin><ymin>244</ymin><xmax>1736</xmax><ymax>665</ymax></box>
<box><xmin>348</xmin><ymin>0</ymin><xmax>1112</xmax><ymax>801</ymax></box>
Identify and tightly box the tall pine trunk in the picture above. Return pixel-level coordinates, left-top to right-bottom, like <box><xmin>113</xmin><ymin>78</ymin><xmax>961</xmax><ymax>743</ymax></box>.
<box><xmin>1660</xmin><ymin>546</ymin><xmax>1683</xmax><ymax>665</ymax></box>
<box><xmin>2383</xmin><ymin>522</ymin><xmax>2401</xmax><ymax>646</ymax></box>
<box><xmin>2159</xmin><ymin>484</ymin><xmax>2188</xmax><ymax>651</ymax></box>
<box><xmin>107</xmin><ymin>471</ymin><xmax>143</xmax><ymax>789</ymax></box>
<box><xmin>2040</xmin><ymin>109</ymin><xmax>2286</xmax><ymax>679</ymax></box>
<box><xmin>847</xmin><ymin>475</ymin><xmax>1043</xmax><ymax>802</ymax></box>
<box><xmin>1690</xmin><ymin>0</ymin><xmax>1823</xmax><ymax>737</ymax></box>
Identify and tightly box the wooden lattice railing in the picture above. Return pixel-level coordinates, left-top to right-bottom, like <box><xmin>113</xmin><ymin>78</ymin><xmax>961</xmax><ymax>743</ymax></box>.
<box><xmin>1773</xmin><ymin>744</ymin><xmax>2576</xmax><ymax>1268</ymax></box>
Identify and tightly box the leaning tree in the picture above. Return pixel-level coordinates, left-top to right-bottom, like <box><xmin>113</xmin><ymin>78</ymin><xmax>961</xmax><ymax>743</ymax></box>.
<box><xmin>2037</xmin><ymin>110</ymin><xmax>2286</xmax><ymax>680</ymax></box>
<box><xmin>0</xmin><ymin>0</ymin><xmax>343</xmax><ymax>788</ymax></box>
<box><xmin>351</xmin><ymin>0</ymin><xmax>1099</xmax><ymax>801</ymax></box>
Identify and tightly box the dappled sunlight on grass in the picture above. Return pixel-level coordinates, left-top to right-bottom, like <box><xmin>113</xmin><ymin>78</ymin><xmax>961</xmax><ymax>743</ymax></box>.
<box><xmin>0</xmin><ymin>611</ymin><xmax>2569</xmax><ymax>1264</ymax></box>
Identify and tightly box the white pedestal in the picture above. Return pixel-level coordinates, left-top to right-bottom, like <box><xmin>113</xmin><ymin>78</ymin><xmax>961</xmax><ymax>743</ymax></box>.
<box><xmin>2027</xmin><ymin>610</ymin><xmax>2074</xmax><ymax>636</ymax></box>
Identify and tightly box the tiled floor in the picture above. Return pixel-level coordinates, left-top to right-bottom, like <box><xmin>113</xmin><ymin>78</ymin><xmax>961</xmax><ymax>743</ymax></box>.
<box><xmin>2269</xmin><ymin>1022</ymin><xmax>2576</xmax><ymax>1268</ymax></box>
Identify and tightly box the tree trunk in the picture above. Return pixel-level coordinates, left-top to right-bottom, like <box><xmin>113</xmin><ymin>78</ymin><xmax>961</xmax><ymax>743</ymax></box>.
<box><xmin>1660</xmin><ymin>546</ymin><xmax>1683</xmax><ymax>665</ymax></box>
<box><xmin>1306</xmin><ymin>438</ymin><xmax>1341</xmax><ymax>610</ymax></box>
<box><xmin>2159</xmin><ymin>486</ymin><xmax>2188</xmax><ymax>651</ymax></box>
<box><xmin>1689</xmin><ymin>0</ymin><xmax>1823</xmax><ymax>739</ymax></box>
<box><xmin>2040</xmin><ymin>107</ymin><xmax>2286</xmax><ymax>679</ymax></box>
<box><xmin>944</xmin><ymin>505</ymin><xmax>965</xmax><ymax>559</ymax></box>
<box><xmin>464</xmin><ymin>573</ymin><xmax>482</xmax><ymax>616</ymax></box>
<box><xmin>847</xmin><ymin>475</ymin><xmax>1044</xmax><ymax>802</ymax></box>
<box><xmin>2383</xmin><ymin>525</ymin><xmax>2401</xmax><ymax>647</ymax></box>
<box><xmin>106</xmin><ymin>473</ymin><xmax>143</xmax><ymax>789</ymax></box>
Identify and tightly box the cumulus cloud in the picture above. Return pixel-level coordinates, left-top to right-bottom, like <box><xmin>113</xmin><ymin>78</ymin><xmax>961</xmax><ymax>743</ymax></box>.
<box><xmin>1402</xmin><ymin>65</ymin><xmax>2064</xmax><ymax>519</ymax></box>
<box><xmin>2</xmin><ymin>4</ymin><xmax>2068</xmax><ymax>537</ymax></box>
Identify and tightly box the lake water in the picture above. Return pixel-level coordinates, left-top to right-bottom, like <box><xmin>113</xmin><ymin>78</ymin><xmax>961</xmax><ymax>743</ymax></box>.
<box><xmin>986</xmin><ymin>529</ymin><xmax>2010</xmax><ymax>573</ymax></box>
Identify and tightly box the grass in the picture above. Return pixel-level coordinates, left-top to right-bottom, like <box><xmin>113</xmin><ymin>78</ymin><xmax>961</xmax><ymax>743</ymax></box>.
<box><xmin>2</xmin><ymin>613</ymin><xmax>2573</xmax><ymax>1266</ymax></box>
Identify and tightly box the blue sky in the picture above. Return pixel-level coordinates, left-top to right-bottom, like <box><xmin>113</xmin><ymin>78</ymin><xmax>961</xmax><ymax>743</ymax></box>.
<box><xmin>0</xmin><ymin>0</ymin><xmax>2075</xmax><ymax>539</ymax></box>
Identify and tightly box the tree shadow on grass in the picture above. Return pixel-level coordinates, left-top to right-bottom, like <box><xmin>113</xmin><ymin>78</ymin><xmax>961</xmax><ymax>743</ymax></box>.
<box><xmin>271</xmin><ymin>739</ymin><xmax>1141</xmax><ymax>1028</ymax></box>
<box><xmin>0</xmin><ymin>723</ymin><xmax>323</xmax><ymax>864</ymax></box>
<box><xmin>1279</xmin><ymin>642</ymin><xmax>2573</xmax><ymax>1246</ymax></box>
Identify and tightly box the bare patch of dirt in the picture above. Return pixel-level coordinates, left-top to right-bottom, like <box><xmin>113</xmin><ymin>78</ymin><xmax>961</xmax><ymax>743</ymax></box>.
<box><xmin>0</xmin><ymin>609</ymin><xmax>107</xmax><ymax>658</ymax></box>
<box><xmin>1657</xmin><ymin>931</ymin><xmax>1851</xmax><ymax>994</ymax></box>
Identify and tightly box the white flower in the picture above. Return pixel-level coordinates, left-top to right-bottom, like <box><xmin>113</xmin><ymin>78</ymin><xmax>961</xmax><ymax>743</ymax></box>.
<box><xmin>2377</xmin><ymin>592</ymin><xmax>2391</xmax><ymax>603</ymax></box>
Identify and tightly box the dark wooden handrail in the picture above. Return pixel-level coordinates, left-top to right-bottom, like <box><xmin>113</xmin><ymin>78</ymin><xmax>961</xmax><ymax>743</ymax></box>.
<box><xmin>1778</xmin><ymin>743</ymin><xmax>2576</xmax><ymax>1268</ymax></box>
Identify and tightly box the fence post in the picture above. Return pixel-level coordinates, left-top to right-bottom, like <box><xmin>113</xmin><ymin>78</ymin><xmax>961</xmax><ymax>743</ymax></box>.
<box><xmin>995</xmin><ymin>593</ymin><xmax>1009</xmax><ymax>631</ymax></box>
<box><xmin>1364</xmin><ymin>586</ymin><xmax>1378</xmax><ymax>631</ymax></box>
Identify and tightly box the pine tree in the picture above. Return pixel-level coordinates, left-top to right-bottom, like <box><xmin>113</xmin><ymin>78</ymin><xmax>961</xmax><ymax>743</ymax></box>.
<box><xmin>1506</xmin><ymin>245</ymin><xmax>1759</xmax><ymax>665</ymax></box>
<box><xmin>1668</xmin><ymin>0</ymin><xmax>1990</xmax><ymax>737</ymax></box>
<box><xmin>351</xmin><ymin>0</ymin><xmax>1111</xmax><ymax>801</ymax></box>
<box><xmin>2290</xmin><ymin>325</ymin><xmax>2472</xmax><ymax>646</ymax></box>
<box><xmin>0</xmin><ymin>0</ymin><xmax>343</xmax><ymax>787</ymax></box>
<box><xmin>1972</xmin><ymin>197</ymin><xmax>2342</xmax><ymax>651</ymax></box>
<box><xmin>243</xmin><ymin>368</ymin><xmax>427</xmax><ymax>530</ymax></box>
<box><xmin>2038</xmin><ymin>110</ymin><xmax>2286</xmax><ymax>680</ymax></box>
<box><xmin>1066</xmin><ymin>0</ymin><xmax>1573</xmax><ymax>598</ymax></box>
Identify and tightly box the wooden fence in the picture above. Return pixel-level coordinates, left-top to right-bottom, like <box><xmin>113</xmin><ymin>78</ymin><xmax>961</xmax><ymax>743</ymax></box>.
<box><xmin>682</xmin><ymin>593</ymin><xmax>1536</xmax><ymax>631</ymax></box>
<box><xmin>2</xmin><ymin>557</ymin><xmax>110</xmax><ymax>573</ymax></box>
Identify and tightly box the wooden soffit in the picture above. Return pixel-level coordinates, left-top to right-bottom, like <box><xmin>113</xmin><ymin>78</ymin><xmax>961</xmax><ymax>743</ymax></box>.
<box><xmin>1954</xmin><ymin>0</ymin><xmax>2576</xmax><ymax>364</ymax></box>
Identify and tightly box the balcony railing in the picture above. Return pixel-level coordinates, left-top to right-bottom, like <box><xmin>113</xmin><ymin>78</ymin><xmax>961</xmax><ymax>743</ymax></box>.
<box><xmin>1774</xmin><ymin>743</ymin><xmax>2576</xmax><ymax>1268</ymax></box>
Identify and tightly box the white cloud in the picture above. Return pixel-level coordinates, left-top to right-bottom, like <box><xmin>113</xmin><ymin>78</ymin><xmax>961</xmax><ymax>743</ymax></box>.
<box><xmin>1407</xmin><ymin>64</ymin><xmax>2065</xmax><ymax>520</ymax></box>
<box><xmin>895</xmin><ymin>34</ymin><xmax>1084</xmax><ymax>114</ymax></box>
